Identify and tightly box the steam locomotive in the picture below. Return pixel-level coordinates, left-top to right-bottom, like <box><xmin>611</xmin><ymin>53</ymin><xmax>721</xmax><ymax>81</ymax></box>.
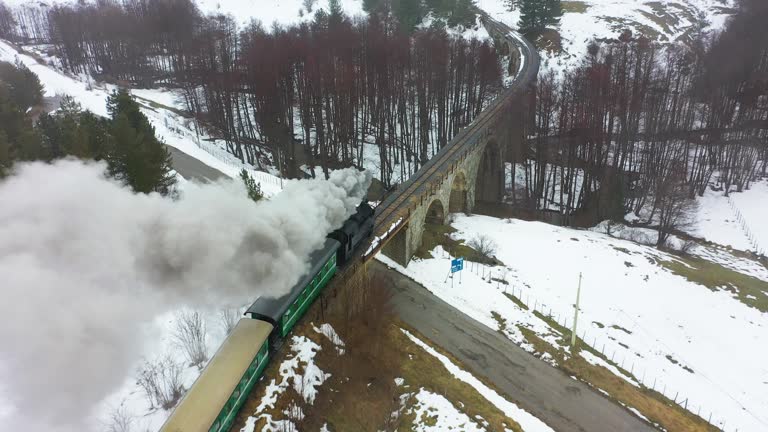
<box><xmin>160</xmin><ymin>201</ymin><xmax>374</xmax><ymax>432</ymax></box>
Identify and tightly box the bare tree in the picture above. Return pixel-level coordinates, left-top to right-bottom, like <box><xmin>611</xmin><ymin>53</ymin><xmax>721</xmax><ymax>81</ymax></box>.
<box><xmin>106</xmin><ymin>405</ymin><xmax>133</xmax><ymax>432</ymax></box>
<box><xmin>468</xmin><ymin>234</ymin><xmax>498</xmax><ymax>257</ymax></box>
<box><xmin>136</xmin><ymin>354</ymin><xmax>184</xmax><ymax>410</ymax></box>
<box><xmin>173</xmin><ymin>310</ymin><xmax>208</xmax><ymax>369</ymax></box>
<box><xmin>219</xmin><ymin>307</ymin><xmax>240</xmax><ymax>335</ymax></box>
<box><xmin>654</xmin><ymin>165</ymin><xmax>698</xmax><ymax>248</ymax></box>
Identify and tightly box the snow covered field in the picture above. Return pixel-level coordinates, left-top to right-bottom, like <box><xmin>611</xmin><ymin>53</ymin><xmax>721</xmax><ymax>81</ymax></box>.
<box><xmin>379</xmin><ymin>214</ymin><xmax>768</xmax><ymax>432</ymax></box>
<box><xmin>692</xmin><ymin>179</ymin><xmax>768</xmax><ymax>255</ymax></box>
<box><xmin>478</xmin><ymin>0</ymin><xmax>737</xmax><ymax>75</ymax></box>
<box><xmin>3</xmin><ymin>0</ymin><xmax>366</xmax><ymax>28</ymax></box>
<box><xmin>194</xmin><ymin>0</ymin><xmax>365</xmax><ymax>27</ymax></box>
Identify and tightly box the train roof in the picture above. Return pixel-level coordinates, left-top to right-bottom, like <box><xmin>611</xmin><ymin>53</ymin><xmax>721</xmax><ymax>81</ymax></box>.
<box><xmin>159</xmin><ymin>318</ymin><xmax>273</xmax><ymax>432</ymax></box>
<box><xmin>246</xmin><ymin>238</ymin><xmax>340</xmax><ymax>322</ymax></box>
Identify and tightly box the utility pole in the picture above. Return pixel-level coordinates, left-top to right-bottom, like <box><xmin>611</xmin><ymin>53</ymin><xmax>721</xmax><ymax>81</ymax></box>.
<box><xmin>571</xmin><ymin>272</ymin><xmax>582</xmax><ymax>351</ymax></box>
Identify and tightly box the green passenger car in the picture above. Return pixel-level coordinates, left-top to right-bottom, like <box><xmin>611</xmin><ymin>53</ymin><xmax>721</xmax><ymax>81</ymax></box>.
<box><xmin>247</xmin><ymin>238</ymin><xmax>341</xmax><ymax>337</ymax></box>
<box><xmin>159</xmin><ymin>319</ymin><xmax>273</xmax><ymax>432</ymax></box>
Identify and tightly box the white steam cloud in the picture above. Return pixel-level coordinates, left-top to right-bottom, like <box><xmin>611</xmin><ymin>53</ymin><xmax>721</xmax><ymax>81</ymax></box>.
<box><xmin>0</xmin><ymin>159</ymin><xmax>371</xmax><ymax>431</ymax></box>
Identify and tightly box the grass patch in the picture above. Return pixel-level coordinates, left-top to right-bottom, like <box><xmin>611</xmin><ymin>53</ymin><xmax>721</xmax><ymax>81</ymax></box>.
<box><xmin>236</xmin><ymin>276</ymin><xmax>523</xmax><ymax>432</ymax></box>
<box><xmin>533</xmin><ymin>29</ymin><xmax>563</xmax><ymax>54</ymax></box>
<box><xmin>610</xmin><ymin>324</ymin><xmax>633</xmax><ymax>335</ymax></box>
<box><xmin>416</xmin><ymin>222</ymin><xmax>499</xmax><ymax>265</ymax></box>
<box><xmin>492</xmin><ymin>311</ymin><xmax>509</xmax><ymax>333</ymax></box>
<box><xmin>612</xmin><ymin>246</ymin><xmax>632</xmax><ymax>255</ymax></box>
<box><xmin>660</xmin><ymin>255</ymin><xmax>768</xmax><ymax>312</ymax></box>
<box><xmin>639</xmin><ymin>3</ymin><xmax>677</xmax><ymax>36</ymax></box>
<box><xmin>517</xmin><ymin>327</ymin><xmax>716</xmax><ymax>432</ymax></box>
<box><xmin>561</xmin><ymin>1</ymin><xmax>589</xmax><ymax>14</ymax></box>
<box><xmin>517</xmin><ymin>309</ymin><xmax>715</xmax><ymax>431</ymax></box>
<box><xmin>503</xmin><ymin>292</ymin><xmax>528</xmax><ymax>310</ymax></box>
<box><xmin>395</xmin><ymin>324</ymin><xmax>523</xmax><ymax>432</ymax></box>
<box><xmin>598</xmin><ymin>16</ymin><xmax>665</xmax><ymax>41</ymax></box>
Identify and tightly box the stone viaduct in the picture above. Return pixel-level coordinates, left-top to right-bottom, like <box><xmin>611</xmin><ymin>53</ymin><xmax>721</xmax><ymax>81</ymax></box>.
<box><xmin>370</xmin><ymin>14</ymin><xmax>540</xmax><ymax>267</ymax></box>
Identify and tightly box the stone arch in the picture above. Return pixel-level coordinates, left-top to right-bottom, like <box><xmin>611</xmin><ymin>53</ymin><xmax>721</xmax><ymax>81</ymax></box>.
<box><xmin>425</xmin><ymin>199</ymin><xmax>445</xmax><ymax>225</ymax></box>
<box><xmin>449</xmin><ymin>171</ymin><xmax>468</xmax><ymax>214</ymax></box>
<box><xmin>382</xmin><ymin>220</ymin><xmax>409</xmax><ymax>266</ymax></box>
<box><xmin>475</xmin><ymin>140</ymin><xmax>504</xmax><ymax>203</ymax></box>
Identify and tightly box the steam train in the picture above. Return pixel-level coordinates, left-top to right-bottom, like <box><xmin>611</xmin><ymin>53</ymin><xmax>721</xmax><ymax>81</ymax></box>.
<box><xmin>160</xmin><ymin>202</ymin><xmax>374</xmax><ymax>432</ymax></box>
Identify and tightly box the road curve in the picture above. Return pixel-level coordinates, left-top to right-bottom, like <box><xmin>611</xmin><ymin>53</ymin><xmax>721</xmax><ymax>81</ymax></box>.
<box><xmin>372</xmin><ymin>261</ymin><xmax>656</xmax><ymax>432</ymax></box>
<box><xmin>166</xmin><ymin>145</ymin><xmax>228</xmax><ymax>183</ymax></box>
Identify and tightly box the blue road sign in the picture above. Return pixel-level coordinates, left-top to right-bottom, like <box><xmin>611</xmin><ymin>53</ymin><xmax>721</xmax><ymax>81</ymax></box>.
<box><xmin>451</xmin><ymin>258</ymin><xmax>464</xmax><ymax>273</ymax></box>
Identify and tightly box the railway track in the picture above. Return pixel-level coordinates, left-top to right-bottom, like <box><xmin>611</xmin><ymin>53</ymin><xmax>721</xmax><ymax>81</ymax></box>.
<box><xmin>361</xmin><ymin>14</ymin><xmax>540</xmax><ymax>262</ymax></box>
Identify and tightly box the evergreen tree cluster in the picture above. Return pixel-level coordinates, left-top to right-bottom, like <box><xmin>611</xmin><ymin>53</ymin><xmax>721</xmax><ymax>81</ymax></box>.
<box><xmin>239</xmin><ymin>168</ymin><xmax>263</xmax><ymax>203</ymax></box>
<box><xmin>516</xmin><ymin>0</ymin><xmax>562</xmax><ymax>34</ymax></box>
<box><xmin>0</xmin><ymin>63</ymin><xmax>174</xmax><ymax>195</ymax></box>
<box><xmin>363</xmin><ymin>0</ymin><xmax>477</xmax><ymax>31</ymax></box>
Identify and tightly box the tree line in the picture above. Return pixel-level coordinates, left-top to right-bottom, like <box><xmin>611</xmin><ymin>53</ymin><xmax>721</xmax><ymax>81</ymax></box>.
<box><xmin>0</xmin><ymin>60</ymin><xmax>175</xmax><ymax>194</ymax></box>
<box><xmin>0</xmin><ymin>0</ymin><xmax>502</xmax><ymax>186</ymax></box>
<box><xmin>514</xmin><ymin>0</ymin><xmax>767</xmax><ymax>244</ymax></box>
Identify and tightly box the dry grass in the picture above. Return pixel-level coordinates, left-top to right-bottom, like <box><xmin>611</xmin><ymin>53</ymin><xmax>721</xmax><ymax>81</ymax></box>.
<box><xmin>232</xmin><ymin>273</ymin><xmax>525</xmax><ymax>432</ymax></box>
<box><xmin>518</xmin><ymin>326</ymin><xmax>716</xmax><ymax>432</ymax></box>
<box><xmin>660</xmin><ymin>255</ymin><xmax>768</xmax><ymax>312</ymax></box>
<box><xmin>561</xmin><ymin>1</ymin><xmax>590</xmax><ymax>14</ymax></box>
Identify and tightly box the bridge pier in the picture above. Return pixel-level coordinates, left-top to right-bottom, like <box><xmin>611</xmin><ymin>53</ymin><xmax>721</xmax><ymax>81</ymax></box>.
<box><xmin>375</xmin><ymin>14</ymin><xmax>538</xmax><ymax>268</ymax></box>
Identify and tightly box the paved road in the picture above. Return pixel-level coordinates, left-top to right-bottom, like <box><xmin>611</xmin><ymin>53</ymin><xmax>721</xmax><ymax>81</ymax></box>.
<box><xmin>167</xmin><ymin>146</ymin><xmax>228</xmax><ymax>182</ymax></box>
<box><xmin>371</xmin><ymin>261</ymin><xmax>655</xmax><ymax>432</ymax></box>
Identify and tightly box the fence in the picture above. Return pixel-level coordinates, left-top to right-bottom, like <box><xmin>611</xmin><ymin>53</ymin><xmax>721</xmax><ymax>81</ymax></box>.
<box><xmin>439</xmin><ymin>250</ymin><xmax>743</xmax><ymax>431</ymax></box>
<box><xmin>158</xmin><ymin>108</ymin><xmax>284</xmax><ymax>191</ymax></box>
<box><xmin>727</xmin><ymin>196</ymin><xmax>764</xmax><ymax>256</ymax></box>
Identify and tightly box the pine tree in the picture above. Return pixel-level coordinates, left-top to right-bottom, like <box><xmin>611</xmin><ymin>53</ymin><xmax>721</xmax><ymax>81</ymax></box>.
<box><xmin>543</xmin><ymin>0</ymin><xmax>562</xmax><ymax>27</ymax></box>
<box><xmin>0</xmin><ymin>61</ymin><xmax>43</xmax><ymax>111</ymax></box>
<box><xmin>239</xmin><ymin>168</ymin><xmax>263</xmax><ymax>202</ymax></box>
<box><xmin>362</xmin><ymin>0</ymin><xmax>382</xmax><ymax>13</ymax></box>
<box><xmin>448</xmin><ymin>0</ymin><xmax>476</xmax><ymax>27</ymax></box>
<box><xmin>518</xmin><ymin>0</ymin><xmax>542</xmax><ymax>33</ymax></box>
<box><xmin>0</xmin><ymin>130</ymin><xmax>10</xmax><ymax>177</ymax></box>
<box><xmin>518</xmin><ymin>0</ymin><xmax>561</xmax><ymax>33</ymax></box>
<box><xmin>79</xmin><ymin>111</ymin><xmax>110</xmax><ymax>160</ymax></box>
<box><xmin>106</xmin><ymin>90</ymin><xmax>176</xmax><ymax>195</ymax></box>
<box><xmin>504</xmin><ymin>0</ymin><xmax>518</xmax><ymax>11</ymax></box>
<box><xmin>328</xmin><ymin>0</ymin><xmax>344</xmax><ymax>20</ymax></box>
<box><xmin>393</xmin><ymin>0</ymin><xmax>426</xmax><ymax>31</ymax></box>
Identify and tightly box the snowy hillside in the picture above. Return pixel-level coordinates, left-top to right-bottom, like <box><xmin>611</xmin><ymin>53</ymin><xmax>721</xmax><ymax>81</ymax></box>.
<box><xmin>0</xmin><ymin>40</ymin><xmax>284</xmax><ymax>194</ymax></box>
<box><xmin>379</xmin><ymin>213</ymin><xmax>768</xmax><ymax>432</ymax></box>
<box><xmin>477</xmin><ymin>0</ymin><xmax>737</xmax><ymax>74</ymax></box>
<box><xmin>194</xmin><ymin>0</ymin><xmax>366</xmax><ymax>26</ymax></box>
<box><xmin>693</xmin><ymin>179</ymin><xmax>768</xmax><ymax>255</ymax></box>
<box><xmin>2</xmin><ymin>0</ymin><xmax>366</xmax><ymax>27</ymax></box>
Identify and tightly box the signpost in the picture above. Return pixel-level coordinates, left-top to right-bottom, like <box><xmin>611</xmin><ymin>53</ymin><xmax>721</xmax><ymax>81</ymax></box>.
<box><xmin>446</xmin><ymin>257</ymin><xmax>464</xmax><ymax>288</ymax></box>
<box><xmin>451</xmin><ymin>258</ymin><xmax>464</xmax><ymax>273</ymax></box>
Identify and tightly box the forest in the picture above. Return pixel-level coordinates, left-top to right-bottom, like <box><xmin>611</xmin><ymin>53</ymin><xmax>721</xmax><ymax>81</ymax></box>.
<box><xmin>0</xmin><ymin>58</ymin><xmax>176</xmax><ymax>195</ymax></box>
<box><xmin>0</xmin><ymin>0</ymin><xmax>502</xmax><ymax>186</ymax></box>
<box><xmin>0</xmin><ymin>0</ymin><xmax>765</xmax><ymax>243</ymax></box>
<box><xmin>509</xmin><ymin>0</ymin><xmax>767</xmax><ymax>241</ymax></box>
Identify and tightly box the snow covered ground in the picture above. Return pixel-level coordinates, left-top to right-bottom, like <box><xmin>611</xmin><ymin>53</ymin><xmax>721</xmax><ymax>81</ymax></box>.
<box><xmin>242</xmin><ymin>324</ymin><xmax>344</xmax><ymax>432</ymax></box>
<box><xmin>194</xmin><ymin>0</ymin><xmax>365</xmax><ymax>27</ymax></box>
<box><xmin>477</xmin><ymin>0</ymin><xmax>737</xmax><ymax>75</ymax></box>
<box><xmin>692</xmin><ymin>179</ymin><xmax>768</xmax><ymax>255</ymax></box>
<box><xmin>505</xmin><ymin>161</ymin><xmax>595</xmax><ymax>212</ymax></box>
<box><xmin>403</xmin><ymin>329</ymin><xmax>555</xmax><ymax>432</ymax></box>
<box><xmin>0</xmin><ymin>40</ymin><xmax>283</xmax><ymax>195</ymax></box>
<box><xmin>97</xmin><ymin>308</ymin><xmax>246</xmax><ymax>432</ymax></box>
<box><xmin>378</xmin><ymin>214</ymin><xmax>768</xmax><ymax>432</ymax></box>
<box><xmin>2</xmin><ymin>0</ymin><xmax>366</xmax><ymax>28</ymax></box>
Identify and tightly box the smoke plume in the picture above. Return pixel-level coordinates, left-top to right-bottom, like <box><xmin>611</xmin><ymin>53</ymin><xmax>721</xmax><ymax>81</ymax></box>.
<box><xmin>0</xmin><ymin>159</ymin><xmax>371</xmax><ymax>431</ymax></box>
